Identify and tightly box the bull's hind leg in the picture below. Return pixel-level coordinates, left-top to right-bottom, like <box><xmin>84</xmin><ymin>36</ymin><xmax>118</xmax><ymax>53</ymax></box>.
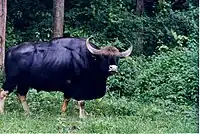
<box><xmin>0</xmin><ymin>77</ymin><xmax>17</xmax><ymax>114</ymax></box>
<box><xmin>0</xmin><ymin>90</ymin><xmax>8</xmax><ymax>114</ymax></box>
<box><xmin>17</xmin><ymin>94</ymin><xmax>30</xmax><ymax>114</ymax></box>
<box><xmin>17</xmin><ymin>85</ymin><xmax>30</xmax><ymax>114</ymax></box>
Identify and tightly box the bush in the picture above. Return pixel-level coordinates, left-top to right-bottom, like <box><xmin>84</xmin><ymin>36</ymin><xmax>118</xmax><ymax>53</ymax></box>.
<box><xmin>6</xmin><ymin>22</ymin><xmax>23</xmax><ymax>49</ymax></box>
<box><xmin>108</xmin><ymin>39</ymin><xmax>198</xmax><ymax>106</ymax></box>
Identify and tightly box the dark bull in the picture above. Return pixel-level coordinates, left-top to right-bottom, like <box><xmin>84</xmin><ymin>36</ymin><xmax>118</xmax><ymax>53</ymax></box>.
<box><xmin>0</xmin><ymin>37</ymin><xmax>133</xmax><ymax>117</ymax></box>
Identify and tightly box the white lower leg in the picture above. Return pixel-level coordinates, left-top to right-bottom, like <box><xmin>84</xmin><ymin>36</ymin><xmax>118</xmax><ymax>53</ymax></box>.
<box><xmin>0</xmin><ymin>90</ymin><xmax>8</xmax><ymax>114</ymax></box>
<box><xmin>21</xmin><ymin>101</ymin><xmax>30</xmax><ymax>113</ymax></box>
<box><xmin>0</xmin><ymin>98</ymin><xmax>5</xmax><ymax>114</ymax></box>
<box><xmin>78</xmin><ymin>100</ymin><xmax>85</xmax><ymax>118</ymax></box>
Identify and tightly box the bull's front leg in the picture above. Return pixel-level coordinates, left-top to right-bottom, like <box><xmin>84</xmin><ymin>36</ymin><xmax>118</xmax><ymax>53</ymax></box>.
<box><xmin>78</xmin><ymin>100</ymin><xmax>86</xmax><ymax>118</ymax></box>
<box><xmin>61</xmin><ymin>97</ymin><xmax>71</xmax><ymax>113</ymax></box>
<box><xmin>0</xmin><ymin>89</ymin><xmax>9</xmax><ymax>114</ymax></box>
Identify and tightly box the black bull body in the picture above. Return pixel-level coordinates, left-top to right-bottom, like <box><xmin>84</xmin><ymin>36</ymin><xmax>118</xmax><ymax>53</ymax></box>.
<box><xmin>0</xmin><ymin>37</ymin><xmax>132</xmax><ymax>117</ymax></box>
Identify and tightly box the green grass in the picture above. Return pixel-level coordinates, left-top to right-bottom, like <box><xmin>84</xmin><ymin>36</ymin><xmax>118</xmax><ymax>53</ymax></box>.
<box><xmin>0</xmin><ymin>90</ymin><xmax>198</xmax><ymax>133</ymax></box>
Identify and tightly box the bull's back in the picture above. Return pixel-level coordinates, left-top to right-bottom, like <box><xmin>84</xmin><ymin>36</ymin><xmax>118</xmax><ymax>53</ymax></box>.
<box><xmin>4</xmin><ymin>38</ymin><xmax>91</xmax><ymax>92</ymax></box>
<box><xmin>5</xmin><ymin>42</ymin><xmax>36</xmax><ymax>77</ymax></box>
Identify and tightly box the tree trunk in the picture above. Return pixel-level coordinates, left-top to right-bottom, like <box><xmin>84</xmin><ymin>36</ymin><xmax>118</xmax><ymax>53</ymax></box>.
<box><xmin>52</xmin><ymin>0</ymin><xmax>65</xmax><ymax>38</ymax></box>
<box><xmin>0</xmin><ymin>0</ymin><xmax>7</xmax><ymax>69</ymax></box>
<box><xmin>136</xmin><ymin>0</ymin><xmax>144</xmax><ymax>15</ymax></box>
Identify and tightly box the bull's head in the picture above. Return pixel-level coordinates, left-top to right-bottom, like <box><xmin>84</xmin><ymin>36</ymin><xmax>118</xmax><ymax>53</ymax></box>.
<box><xmin>86</xmin><ymin>37</ymin><xmax>133</xmax><ymax>75</ymax></box>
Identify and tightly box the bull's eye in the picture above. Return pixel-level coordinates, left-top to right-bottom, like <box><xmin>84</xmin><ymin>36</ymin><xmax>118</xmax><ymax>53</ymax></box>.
<box><xmin>110</xmin><ymin>57</ymin><xmax>118</xmax><ymax>65</ymax></box>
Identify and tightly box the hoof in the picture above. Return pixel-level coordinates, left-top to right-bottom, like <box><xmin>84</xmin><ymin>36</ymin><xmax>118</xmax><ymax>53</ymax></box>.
<box><xmin>24</xmin><ymin>111</ymin><xmax>32</xmax><ymax>117</ymax></box>
<box><xmin>79</xmin><ymin>110</ymin><xmax>88</xmax><ymax>118</ymax></box>
<box><xmin>60</xmin><ymin>112</ymin><xmax>66</xmax><ymax>116</ymax></box>
<box><xmin>0</xmin><ymin>110</ymin><xmax>4</xmax><ymax>114</ymax></box>
<box><xmin>79</xmin><ymin>113</ymin><xmax>86</xmax><ymax>118</ymax></box>
<box><xmin>79</xmin><ymin>115</ymin><xmax>86</xmax><ymax>118</ymax></box>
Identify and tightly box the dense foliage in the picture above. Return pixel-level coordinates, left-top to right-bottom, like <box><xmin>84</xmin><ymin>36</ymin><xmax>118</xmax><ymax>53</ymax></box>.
<box><xmin>108</xmin><ymin>40</ymin><xmax>198</xmax><ymax>106</ymax></box>
<box><xmin>6</xmin><ymin>0</ymin><xmax>198</xmax><ymax>55</ymax></box>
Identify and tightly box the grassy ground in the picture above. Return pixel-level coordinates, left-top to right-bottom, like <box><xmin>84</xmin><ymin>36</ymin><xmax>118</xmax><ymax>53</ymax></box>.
<box><xmin>0</xmin><ymin>90</ymin><xmax>198</xmax><ymax>133</ymax></box>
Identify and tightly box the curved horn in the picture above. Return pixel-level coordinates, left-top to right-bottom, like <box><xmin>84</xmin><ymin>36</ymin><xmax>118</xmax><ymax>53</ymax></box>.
<box><xmin>86</xmin><ymin>36</ymin><xmax>101</xmax><ymax>55</ymax></box>
<box><xmin>119</xmin><ymin>44</ymin><xmax>133</xmax><ymax>57</ymax></box>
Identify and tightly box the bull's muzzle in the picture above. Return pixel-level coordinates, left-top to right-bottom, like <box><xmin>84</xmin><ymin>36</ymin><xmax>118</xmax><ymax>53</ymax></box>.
<box><xmin>109</xmin><ymin>65</ymin><xmax>118</xmax><ymax>73</ymax></box>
